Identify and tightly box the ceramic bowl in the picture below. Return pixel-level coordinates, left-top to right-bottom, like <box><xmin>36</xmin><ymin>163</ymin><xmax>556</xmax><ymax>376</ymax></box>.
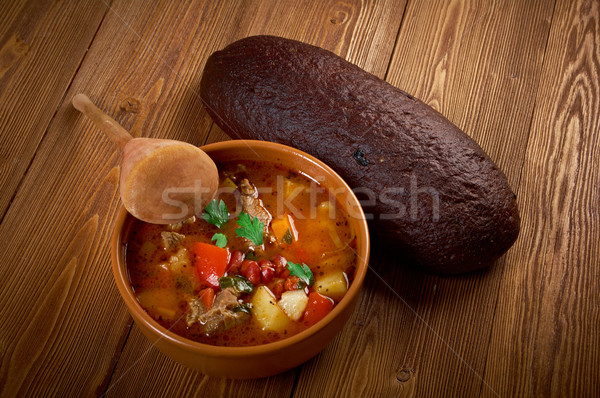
<box><xmin>111</xmin><ymin>140</ymin><xmax>370</xmax><ymax>378</ymax></box>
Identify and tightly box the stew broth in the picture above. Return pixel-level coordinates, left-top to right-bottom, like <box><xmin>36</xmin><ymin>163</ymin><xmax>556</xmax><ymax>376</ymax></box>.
<box><xmin>125</xmin><ymin>160</ymin><xmax>357</xmax><ymax>346</ymax></box>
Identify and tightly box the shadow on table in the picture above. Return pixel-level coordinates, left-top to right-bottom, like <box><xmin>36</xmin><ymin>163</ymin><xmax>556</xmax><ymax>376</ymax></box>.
<box><xmin>363</xmin><ymin>238</ymin><xmax>506</xmax><ymax>314</ymax></box>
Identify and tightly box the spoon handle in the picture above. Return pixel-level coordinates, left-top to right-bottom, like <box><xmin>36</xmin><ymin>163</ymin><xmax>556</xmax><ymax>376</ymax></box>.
<box><xmin>72</xmin><ymin>93</ymin><xmax>133</xmax><ymax>148</ymax></box>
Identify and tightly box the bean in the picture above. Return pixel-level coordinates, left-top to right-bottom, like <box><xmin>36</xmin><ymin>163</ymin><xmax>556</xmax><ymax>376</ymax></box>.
<box><xmin>260</xmin><ymin>264</ymin><xmax>275</xmax><ymax>284</ymax></box>
<box><xmin>241</xmin><ymin>260</ymin><xmax>261</xmax><ymax>285</ymax></box>
<box><xmin>227</xmin><ymin>250</ymin><xmax>244</xmax><ymax>274</ymax></box>
<box><xmin>272</xmin><ymin>254</ymin><xmax>287</xmax><ymax>276</ymax></box>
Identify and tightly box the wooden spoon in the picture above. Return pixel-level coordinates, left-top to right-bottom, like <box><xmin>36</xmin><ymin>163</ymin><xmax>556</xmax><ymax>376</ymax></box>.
<box><xmin>72</xmin><ymin>93</ymin><xmax>218</xmax><ymax>224</ymax></box>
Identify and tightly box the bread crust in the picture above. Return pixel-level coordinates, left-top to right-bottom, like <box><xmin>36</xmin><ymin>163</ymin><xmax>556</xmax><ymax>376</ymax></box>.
<box><xmin>200</xmin><ymin>35</ymin><xmax>520</xmax><ymax>274</ymax></box>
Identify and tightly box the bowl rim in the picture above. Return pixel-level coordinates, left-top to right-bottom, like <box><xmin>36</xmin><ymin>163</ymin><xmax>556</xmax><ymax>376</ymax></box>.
<box><xmin>111</xmin><ymin>139</ymin><xmax>370</xmax><ymax>357</ymax></box>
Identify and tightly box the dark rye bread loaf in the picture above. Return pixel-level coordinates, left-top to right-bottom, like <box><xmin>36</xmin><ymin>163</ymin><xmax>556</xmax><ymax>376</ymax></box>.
<box><xmin>200</xmin><ymin>35</ymin><xmax>520</xmax><ymax>274</ymax></box>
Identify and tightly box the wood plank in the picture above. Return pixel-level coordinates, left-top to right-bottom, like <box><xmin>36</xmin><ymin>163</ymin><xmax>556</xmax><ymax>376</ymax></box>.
<box><xmin>289</xmin><ymin>1</ymin><xmax>555</xmax><ymax>397</ymax></box>
<box><xmin>0</xmin><ymin>0</ymin><xmax>108</xmax><ymax>218</ymax></box>
<box><xmin>104</xmin><ymin>326</ymin><xmax>298</xmax><ymax>398</ymax></box>
<box><xmin>482</xmin><ymin>0</ymin><xmax>600</xmax><ymax>396</ymax></box>
<box><xmin>0</xmin><ymin>0</ymin><xmax>272</xmax><ymax>396</ymax></box>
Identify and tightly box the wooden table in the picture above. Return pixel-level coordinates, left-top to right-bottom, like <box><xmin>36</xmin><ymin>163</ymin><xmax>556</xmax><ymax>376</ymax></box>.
<box><xmin>1</xmin><ymin>0</ymin><xmax>598</xmax><ymax>396</ymax></box>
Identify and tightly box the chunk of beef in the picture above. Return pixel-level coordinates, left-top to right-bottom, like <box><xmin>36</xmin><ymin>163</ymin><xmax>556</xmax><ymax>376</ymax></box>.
<box><xmin>187</xmin><ymin>295</ymin><xmax>206</xmax><ymax>324</ymax></box>
<box><xmin>238</xmin><ymin>178</ymin><xmax>275</xmax><ymax>245</ymax></box>
<box><xmin>167</xmin><ymin>215</ymin><xmax>196</xmax><ymax>231</ymax></box>
<box><xmin>186</xmin><ymin>287</ymin><xmax>250</xmax><ymax>335</ymax></box>
<box><xmin>239</xmin><ymin>179</ymin><xmax>272</xmax><ymax>230</ymax></box>
<box><xmin>161</xmin><ymin>231</ymin><xmax>185</xmax><ymax>250</ymax></box>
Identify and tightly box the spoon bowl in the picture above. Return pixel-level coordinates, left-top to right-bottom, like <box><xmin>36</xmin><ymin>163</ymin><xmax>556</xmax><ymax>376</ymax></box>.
<box><xmin>73</xmin><ymin>94</ymin><xmax>218</xmax><ymax>224</ymax></box>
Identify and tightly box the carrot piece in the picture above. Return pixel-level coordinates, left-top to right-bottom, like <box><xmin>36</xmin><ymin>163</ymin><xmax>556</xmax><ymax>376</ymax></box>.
<box><xmin>303</xmin><ymin>292</ymin><xmax>334</xmax><ymax>327</ymax></box>
<box><xmin>198</xmin><ymin>287</ymin><xmax>215</xmax><ymax>310</ymax></box>
<box><xmin>271</xmin><ymin>214</ymin><xmax>298</xmax><ymax>243</ymax></box>
<box><xmin>192</xmin><ymin>242</ymin><xmax>230</xmax><ymax>288</ymax></box>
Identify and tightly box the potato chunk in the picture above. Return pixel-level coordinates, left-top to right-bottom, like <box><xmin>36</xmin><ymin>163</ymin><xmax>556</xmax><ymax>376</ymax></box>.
<box><xmin>315</xmin><ymin>270</ymin><xmax>348</xmax><ymax>302</ymax></box>
<box><xmin>168</xmin><ymin>247</ymin><xmax>191</xmax><ymax>274</ymax></box>
<box><xmin>278</xmin><ymin>290</ymin><xmax>308</xmax><ymax>321</ymax></box>
<box><xmin>252</xmin><ymin>286</ymin><xmax>290</xmax><ymax>332</ymax></box>
<box><xmin>136</xmin><ymin>288</ymin><xmax>179</xmax><ymax>320</ymax></box>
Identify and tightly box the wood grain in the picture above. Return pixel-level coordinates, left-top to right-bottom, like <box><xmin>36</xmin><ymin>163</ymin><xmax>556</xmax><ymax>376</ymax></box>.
<box><xmin>483</xmin><ymin>0</ymin><xmax>600</xmax><ymax>396</ymax></box>
<box><xmin>104</xmin><ymin>326</ymin><xmax>298</xmax><ymax>398</ymax></box>
<box><xmin>0</xmin><ymin>0</ymin><xmax>108</xmax><ymax>219</ymax></box>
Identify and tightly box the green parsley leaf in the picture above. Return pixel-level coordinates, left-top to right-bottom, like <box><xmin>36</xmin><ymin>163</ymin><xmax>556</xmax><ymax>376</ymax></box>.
<box><xmin>287</xmin><ymin>261</ymin><xmax>314</xmax><ymax>287</ymax></box>
<box><xmin>232</xmin><ymin>303</ymin><xmax>252</xmax><ymax>314</ymax></box>
<box><xmin>282</xmin><ymin>228</ymin><xmax>293</xmax><ymax>244</ymax></box>
<box><xmin>211</xmin><ymin>233</ymin><xmax>227</xmax><ymax>248</ymax></box>
<box><xmin>202</xmin><ymin>199</ymin><xmax>229</xmax><ymax>228</ymax></box>
<box><xmin>235</xmin><ymin>212</ymin><xmax>264</xmax><ymax>246</ymax></box>
<box><xmin>219</xmin><ymin>275</ymin><xmax>254</xmax><ymax>294</ymax></box>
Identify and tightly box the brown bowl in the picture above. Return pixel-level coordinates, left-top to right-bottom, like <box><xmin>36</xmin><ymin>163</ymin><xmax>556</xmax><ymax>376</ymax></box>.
<box><xmin>111</xmin><ymin>140</ymin><xmax>370</xmax><ymax>378</ymax></box>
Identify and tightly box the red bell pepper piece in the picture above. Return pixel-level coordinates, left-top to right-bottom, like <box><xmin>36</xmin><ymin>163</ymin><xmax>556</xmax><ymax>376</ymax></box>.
<box><xmin>198</xmin><ymin>287</ymin><xmax>215</xmax><ymax>310</ymax></box>
<box><xmin>192</xmin><ymin>242</ymin><xmax>229</xmax><ymax>288</ymax></box>
<box><xmin>303</xmin><ymin>292</ymin><xmax>334</xmax><ymax>327</ymax></box>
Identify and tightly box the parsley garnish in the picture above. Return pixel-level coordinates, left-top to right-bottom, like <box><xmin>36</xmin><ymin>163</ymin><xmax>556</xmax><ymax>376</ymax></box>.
<box><xmin>202</xmin><ymin>199</ymin><xmax>229</xmax><ymax>228</ymax></box>
<box><xmin>219</xmin><ymin>275</ymin><xmax>254</xmax><ymax>294</ymax></box>
<box><xmin>282</xmin><ymin>228</ymin><xmax>293</xmax><ymax>244</ymax></box>
<box><xmin>232</xmin><ymin>303</ymin><xmax>252</xmax><ymax>314</ymax></box>
<box><xmin>211</xmin><ymin>233</ymin><xmax>227</xmax><ymax>248</ymax></box>
<box><xmin>235</xmin><ymin>212</ymin><xmax>264</xmax><ymax>246</ymax></box>
<box><xmin>287</xmin><ymin>261</ymin><xmax>314</xmax><ymax>287</ymax></box>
